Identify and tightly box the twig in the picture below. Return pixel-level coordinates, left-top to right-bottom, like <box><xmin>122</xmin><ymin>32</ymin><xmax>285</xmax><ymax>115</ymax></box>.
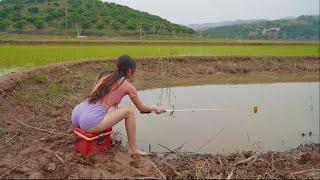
<box><xmin>128</xmin><ymin>176</ymin><xmax>163</xmax><ymax>180</ymax></box>
<box><xmin>218</xmin><ymin>156</ymin><xmax>223</xmax><ymax>167</ymax></box>
<box><xmin>71</xmin><ymin>155</ymin><xmax>108</xmax><ymax>178</ymax></box>
<box><xmin>158</xmin><ymin>144</ymin><xmax>175</xmax><ymax>153</ymax></box>
<box><xmin>0</xmin><ymin>133</ymin><xmax>19</xmax><ymax>151</ymax></box>
<box><xmin>146</xmin><ymin>158</ymin><xmax>166</xmax><ymax>179</ymax></box>
<box><xmin>14</xmin><ymin>118</ymin><xmax>69</xmax><ymax>136</ymax></box>
<box><xmin>38</xmin><ymin>148</ymin><xmax>65</xmax><ymax>164</ymax></box>
<box><xmin>227</xmin><ymin>155</ymin><xmax>257</xmax><ymax>180</ymax></box>
<box><xmin>4</xmin><ymin>133</ymin><xmax>18</xmax><ymax>144</ymax></box>
<box><xmin>290</xmin><ymin>168</ymin><xmax>320</xmax><ymax>175</ymax></box>
<box><xmin>158</xmin><ymin>144</ymin><xmax>185</xmax><ymax>159</ymax></box>
<box><xmin>257</xmin><ymin>158</ymin><xmax>280</xmax><ymax>174</ymax></box>
<box><xmin>196</xmin><ymin>128</ymin><xmax>224</xmax><ymax>153</ymax></box>
<box><xmin>0</xmin><ymin>134</ymin><xmax>9</xmax><ymax>142</ymax></box>
<box><xmin>212</xmin><ymin>173</ymin><xmax>223</xmax><ymax>179</ymax></box>
<box><xmin>0</xmin><ymin>157</ymin><xmax>33</xmax><ymax>178</ymax></box>
<box><xmin>172</xmin><ymin>143</ymin><xmax>186</xmax><ymax>153</ymax></box>
<box><xmin>164</xmin><ymin>161</ymin><xmax>180</xmax><ymax>176</ymax></box>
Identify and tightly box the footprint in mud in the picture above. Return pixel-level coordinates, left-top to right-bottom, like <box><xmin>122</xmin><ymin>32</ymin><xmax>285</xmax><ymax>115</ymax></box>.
<box><xmin>114</xmin><ymin>152</ymin><xmax>133</xmax><ymax>166</ymax></box>
<box><xmin>130</xmin><ymin>159</ymin><xmax>141</xmax><ymax>168</ymax></box>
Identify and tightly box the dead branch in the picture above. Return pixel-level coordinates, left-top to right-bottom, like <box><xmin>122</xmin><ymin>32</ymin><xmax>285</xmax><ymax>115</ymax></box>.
<box><xmin>164</xmin><ymin>161</ymin><xmax>180</xmax><ymax>176</ymax></box>
<box><xmin>38</xmin><ymin>148</ymin><xmax>65</xmax><ymax>164</ymax></box>
<box><xmin>227</xmin><ymin>155</ymin><xmax>257</xmax><ymax>179</ymax></box>
<box><xmin>14</xmin><ymin>118</ymin><xmax>69</xmax><ymax>136</ymax></box>
<box><xmin>0</xmin><ymin>133</ymin><xmax>18</xmax><ymax>147</ymax></box>
<box><xmin>290</xmin><ymin>168</ymin><xmax>320</xmax><ymax>175</ymax></box>
<box><xmin>0</xmin><ymin>134</ymin><xmax>9</xmax><ymax>143</ymax></box>
<box><xmin>0</xmin><ymin>157</ymin><xmax>33</xmax><ymax>178</ymax></box>
<box><xmin>172</xmin><ymin>143</ymin><xmax>186</xmax><ymax>153</ymax></box>
<box><xmin>257</xmin><ymin>158</ymin><xmax>280</xmax><ymax>174</ymax></box>
<box><xmin>217</xmin><ymin>156</ymin><xmax>223</xmax><ymax>167</ymax></box>
<box><xmin>196</xmin><ymin>128</ymin><xmax>224</xmax><ymax>153</ymax></box>
<box><xmin>158</xmin><ymin>144</ymin><xmax>175</xmax><ymax>153</ymax></box>
<box><xmin>128</xmin><ymin>176</ymin><xmax>164</xmax><ymax>180</ymax></box>
<box><xmin>146</xmin><ymin>158</ymin><xmax>167</xmax><ymax>179</ymax></box>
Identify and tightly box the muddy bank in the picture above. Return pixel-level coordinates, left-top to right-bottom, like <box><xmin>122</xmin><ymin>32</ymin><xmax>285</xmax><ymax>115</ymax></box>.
<box><xmin>0</xmin><ymin>40</ymin><xmax>318</xmax><ymax>46</ymax></box>
<box><xmin>1</xmin><ymin>56</ymin><xmax>319</xmax><ymax>93</ymax></box>
<box><xmin>153</xmin><ymin>143</ymin><xmax>320</xmax><ymax>179</ymax></box>
<box><xmin>0</xmin><ymin>56</ymin><xmax>319</xmax><ymax>179</ymax></box>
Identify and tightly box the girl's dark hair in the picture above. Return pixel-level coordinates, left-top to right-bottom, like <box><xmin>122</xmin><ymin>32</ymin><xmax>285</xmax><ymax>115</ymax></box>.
<box><xmin>87</xmin><ymin>55</ymin><xmax>136</xmax><ymax>103</ymax></box>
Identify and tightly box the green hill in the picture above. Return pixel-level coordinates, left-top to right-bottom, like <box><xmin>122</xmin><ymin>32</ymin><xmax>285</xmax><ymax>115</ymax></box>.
<box><xmin>202</xmin><ymin>15</ymin><xmax>319</xmax><ymax>40</ymax></box>
<box><xmin>0</xmin><ymin>0</ymin><xmax>196</xmax><ymax>38</ymax></box>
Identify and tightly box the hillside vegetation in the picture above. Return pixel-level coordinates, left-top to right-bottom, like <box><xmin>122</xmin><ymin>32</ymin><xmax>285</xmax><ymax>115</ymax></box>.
<box><xmin>202</xmin><ymin>15</ymin><xmax>319</xmax><ymax>40</ymax></box>
<box><xmin>0</xmin><ymin>0</ymin><xmax>195</xmax><ymax>37</ymax></box>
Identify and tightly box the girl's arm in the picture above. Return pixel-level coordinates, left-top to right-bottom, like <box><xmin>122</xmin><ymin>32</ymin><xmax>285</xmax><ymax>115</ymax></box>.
<box><xmin>130</xmin><ymin>96</ymin><xmax>163</xmax><ymax>114</ymax></box>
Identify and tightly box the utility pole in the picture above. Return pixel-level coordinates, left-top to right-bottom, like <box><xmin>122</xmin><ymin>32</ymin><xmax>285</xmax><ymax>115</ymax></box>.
<box><xmin>139</xmin><ymin>17</ymin><xmax>142</xmax><ymax>39</ymax></box>
<box><xmin>108</xmin><ymin>7</ymin><xmax>111</xmax><ymax>25</ymax></box>
<box><xmin>172</xmin><ymin>26</ymin><xmax>175</xmax><ymax>40</ymax></box>
<box><xmin>65</xmin><ymin>7</ymin><xmax>68</xmax><ymax>41</ymax></box>
<box><xmin>152</xmin><ymin>22</ymin><xmax>155</xmax><ymax>39</ymax></box>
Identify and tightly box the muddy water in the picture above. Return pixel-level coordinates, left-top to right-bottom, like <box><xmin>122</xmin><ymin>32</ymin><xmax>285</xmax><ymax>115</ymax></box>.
<box><xmin>115</xmin><ymin>82</ymin><xmax>319</xmax><ymax>154</ymax></box>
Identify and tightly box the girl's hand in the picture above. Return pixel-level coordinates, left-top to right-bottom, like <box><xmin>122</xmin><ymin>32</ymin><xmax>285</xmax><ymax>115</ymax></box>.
<box><xmin>154</xmin><ymin>106</ymin><xmax>164</xmax><ymax>114</ymax></box>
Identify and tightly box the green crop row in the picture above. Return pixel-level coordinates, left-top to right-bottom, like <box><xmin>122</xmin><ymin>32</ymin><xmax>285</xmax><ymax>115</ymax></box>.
<box><xmin>0</xmin><ymin>44</ymin><xmax>318</xmax><ymax>71</ymax></box>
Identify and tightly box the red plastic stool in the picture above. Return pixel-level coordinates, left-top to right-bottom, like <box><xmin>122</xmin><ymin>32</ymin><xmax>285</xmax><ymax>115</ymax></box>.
<box><xmin>74</xmin><ymin>127</ymin><xmax>112</xmax><ymax>155</ymax></box>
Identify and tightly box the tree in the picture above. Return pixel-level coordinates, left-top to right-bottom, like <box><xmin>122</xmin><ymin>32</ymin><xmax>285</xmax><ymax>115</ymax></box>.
<box><xmin>0</xmin><ymin>10</ymin><xmax>8</xmax><ymax>18</ymax></box>
<box><xmin>45</xmin><ymin>15</ymin><xmax>54</xmax><ymax>22</ymax></box>
<box><xmin>96</xmin><ymin>20</ymin><xmax>105</xmax><ymax>29</ymax></box>
<box><xmin>126</xmin><ymin>20</ymin><xmax>137</xmax><ymax>30</ymax></box>
<box><xmin>26</xmin><ymin>16</ymin><xmax>37</xmax><ymax>23</ymax></box>
<box><xmin>116</xmin><ymin>16</ymin><xmax>126</xmax><ymax>24</ymax></box>
<box><xmin>28</xmin><ymin>7</ymin><xmax>39</xmax><ymax>14</ymax></box>
<box><xmin>34</xmin><ymin>18</ymin><xmax>44</xmax><ymax>30</ymax></box>
<box><xmin>142</xmin><ymin>23</ymin><xmax>151</xmax><ymax>32</ymax></box>
<box><xmin>112</xmin><ymin>21</ymin><xmax>121</xmax><ymax>30</ymax></box>
<box><xmin>13</xmin><ymin>4</ymin><xmax>23</xmax><ymax>11</ymax></box>
<box><xmin>13</xmin><ymin>20</ymin><xmax>26</xmax><ymax>30</ymax></box>
<box><xmin>0</xmin><ymin>20</ymin><xmax>9</xmax><ymax>31</ymax></box>
<box><xmin>53</xmin><ymin>2</ymin><xmax>60</xmax><ymax>7</ymax></box>
<box><xmin>80</xmin><ymin>19</ymin><xmax>91</xmax><ymax>29</ymax></box>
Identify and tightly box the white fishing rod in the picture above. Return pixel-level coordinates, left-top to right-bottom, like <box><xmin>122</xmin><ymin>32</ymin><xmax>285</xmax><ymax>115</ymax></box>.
<box><xmin>140</xmin><ymin>108</ymin><xmax>231</xmax><ymax>114</ymax></box>
<box><xmin>163</xmin><ymin>108</ymin><xmax>231</xmax><ymax>113</ymax></box>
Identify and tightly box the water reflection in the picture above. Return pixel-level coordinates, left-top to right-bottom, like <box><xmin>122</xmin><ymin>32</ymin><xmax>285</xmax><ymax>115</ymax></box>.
<box><xmin>115</xmin><ymin>82</ymin><xmax>319</xmax><ymax>154</ymax></box>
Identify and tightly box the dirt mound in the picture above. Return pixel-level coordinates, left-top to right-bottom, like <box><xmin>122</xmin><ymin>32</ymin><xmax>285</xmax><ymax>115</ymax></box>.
<box><xmin>153</xmin><ymin>143</ymin><xmax>320</xmax><ymax>179</ymax></box>
<box><xmin>0</xmin><ymin>56</ymin><xmax>319</xmax><ymax>179</ymax></box>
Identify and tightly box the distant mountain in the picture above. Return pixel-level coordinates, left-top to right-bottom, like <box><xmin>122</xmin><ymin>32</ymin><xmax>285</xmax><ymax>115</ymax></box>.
<box><xmin>202</xmin><ymin>15</ymin><xmax>319</xmax><ymax>40</ymax></box>
<box><xmin>187</xmin><ymin>19</ymin><xmax>263</xmax><ymax>31</ymax></box>
<box><xmin>0</xmin><ymin>0</ymin><xmax>195</xmax><ymax>37</ymax></box>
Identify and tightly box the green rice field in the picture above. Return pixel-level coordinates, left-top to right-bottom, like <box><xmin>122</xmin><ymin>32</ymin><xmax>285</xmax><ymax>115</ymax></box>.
<box><xmin>0</xmin><ymin>44</ymin><xmax>318</xmax><ymax>73</ymax></box>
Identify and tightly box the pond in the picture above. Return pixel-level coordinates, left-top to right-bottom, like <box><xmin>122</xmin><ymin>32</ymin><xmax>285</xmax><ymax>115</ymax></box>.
<box><xmin>115</xmin><ymin>82</ymin><xmax>319</xmax><ymax>154</ymax></box>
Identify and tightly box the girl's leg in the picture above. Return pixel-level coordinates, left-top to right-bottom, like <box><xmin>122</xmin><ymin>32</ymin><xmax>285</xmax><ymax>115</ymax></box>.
<box><xmin>87</xmin><ymin>106</ymin><xmax>147</xmax><ymax>155</ymax></box>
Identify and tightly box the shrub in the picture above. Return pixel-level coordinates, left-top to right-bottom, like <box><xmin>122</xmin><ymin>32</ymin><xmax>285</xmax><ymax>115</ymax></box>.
<box><xmin>28</xmin><ymin>7</ymin><xmax>39</xmax><ymax>14</ymax></box>
<box><xmin>112</xmin><ymin>21</ymin><xmax>121</xmax><ymax>30</ymax></box>
<box><xmin>28</xmin><ymin>73</ymin><xmax>48</xmax><ymax>84</ymax></box>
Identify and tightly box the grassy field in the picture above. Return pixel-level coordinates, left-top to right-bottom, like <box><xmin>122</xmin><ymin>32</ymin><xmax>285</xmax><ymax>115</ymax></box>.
<box><xmin>0</xmin><ymin>33</ymin><xmax>318</xmax><ymax>44</ymax></box>
<box><xmin>0</xmin><ymin>45</ymin><xmax>318</xmax><ymax>72</ymax></box>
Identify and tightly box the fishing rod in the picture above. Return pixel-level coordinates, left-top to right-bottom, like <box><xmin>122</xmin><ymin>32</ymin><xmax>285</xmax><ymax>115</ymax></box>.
<box><xmin>140</xmin><ymin>108</ymin><xmax>231</xmax><ymax>114</ymax></box>
<box><xmin>163</xmin><ymin>108</ymin><xmax>231</xmax><ymax>113</ymax></box>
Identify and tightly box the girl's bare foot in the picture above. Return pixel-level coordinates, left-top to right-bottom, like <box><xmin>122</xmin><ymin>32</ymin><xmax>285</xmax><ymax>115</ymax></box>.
<box><xmin>128</xmin><ymin>146</ymin><xmax>149</xmax><ymax>156</ymax></box>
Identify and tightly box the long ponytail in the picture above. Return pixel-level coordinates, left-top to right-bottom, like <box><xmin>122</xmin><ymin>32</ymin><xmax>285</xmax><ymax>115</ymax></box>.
<box><xmin>87</xmin><ymin>55</ymin><xmax>136</xmax><ymax>103</ymax></box>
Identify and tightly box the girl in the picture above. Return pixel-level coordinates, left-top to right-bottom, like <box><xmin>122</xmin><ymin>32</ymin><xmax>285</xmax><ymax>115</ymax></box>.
<box><xmin>72</xmin><ymin>55</ymin><xmax>163</xmax><ymax>156</ymax></box>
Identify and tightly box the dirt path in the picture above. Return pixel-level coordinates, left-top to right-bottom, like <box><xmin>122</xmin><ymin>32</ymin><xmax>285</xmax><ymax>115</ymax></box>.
<box><xmin>0</xmin><ymin>56</ymin><xmax>319</xmax><ymax>179</ymax></box>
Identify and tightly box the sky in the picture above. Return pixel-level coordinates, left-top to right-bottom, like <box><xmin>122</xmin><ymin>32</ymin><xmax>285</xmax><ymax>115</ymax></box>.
<box><xmin>103</xmin><ymin>0</ymin><xmax>319</xmax><ymax>25</ymax></box>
